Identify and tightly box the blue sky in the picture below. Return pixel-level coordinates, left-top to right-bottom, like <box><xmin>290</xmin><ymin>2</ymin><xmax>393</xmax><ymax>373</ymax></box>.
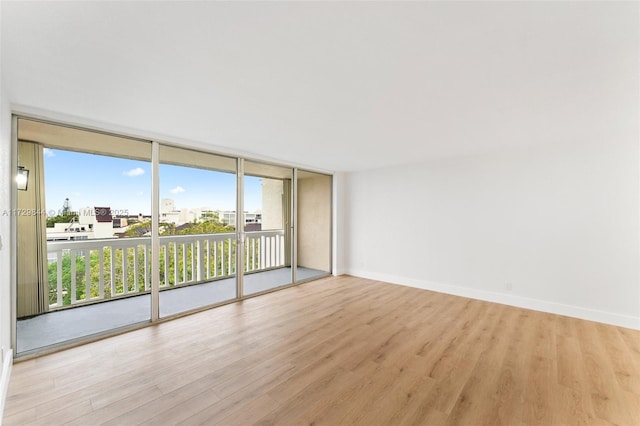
<box><xmin>44</xmin><ymin>149</ymin><xmax>262</xmax><ymax>216</ymax></box>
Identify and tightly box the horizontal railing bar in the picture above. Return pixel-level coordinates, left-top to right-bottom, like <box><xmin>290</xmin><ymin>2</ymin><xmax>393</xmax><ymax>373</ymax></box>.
<box><xmin>47</xmin><ymin>230</ymin><xmax>285</xmax><ymax>252</ymax></box>
<box><xmin>48</xmin><ymin>237</ymin><xmax>150</xmax><ymax>252</ymax></box>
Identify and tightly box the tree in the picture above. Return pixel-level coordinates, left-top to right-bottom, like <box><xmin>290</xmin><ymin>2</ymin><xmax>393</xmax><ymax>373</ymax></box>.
<box><xmin>124</xmin><ymin>220</ymin><xmax>152</xmax><ymax>237</ymax></box>
<box><xmin>48</xmin><ymin>216</ymin><xmax>240</xmax><ymax>307</ymax></box>
<box><xmin>175</xmin><ymin>219</ymin><xmax>234</xmax><ymax>235</ymax></box>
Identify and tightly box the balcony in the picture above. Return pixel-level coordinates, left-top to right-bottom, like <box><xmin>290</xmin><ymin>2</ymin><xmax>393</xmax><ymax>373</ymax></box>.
<box><xmin>46</xmin><ymin>230</ymin><xmax>291</xmax><ymax>308</ymax></box>
<box><xmin>17</xmin><ymin>230</ymin><xmax>327</xmax><ymax>353</ymax></box>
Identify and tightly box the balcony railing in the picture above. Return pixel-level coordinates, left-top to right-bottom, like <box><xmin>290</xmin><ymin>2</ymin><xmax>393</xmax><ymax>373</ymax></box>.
<box><xmin>47</xmin><ymin>230</ymin><xmax>286</xmax><ymax>309</ymax></box>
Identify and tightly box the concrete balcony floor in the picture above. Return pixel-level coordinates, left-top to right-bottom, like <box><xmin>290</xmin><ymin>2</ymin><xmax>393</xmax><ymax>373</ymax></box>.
<box><xmin>17</xmin><ymin>266</ymin><xmax>326</xmax><ymax>354</ymax></box>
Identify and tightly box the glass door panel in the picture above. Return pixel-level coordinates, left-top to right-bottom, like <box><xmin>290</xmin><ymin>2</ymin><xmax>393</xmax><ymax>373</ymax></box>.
<box><xmin>158</xmin><ymin>145</ymin><xmax>237</xmax><ymax>317</ymax></box>
<box><xmin>15</xmin><ymin>118</ymin><xmax>152</xmax><ymax>354</ymax></box>
<box><xmin>243</xmin><ymin>161</ymin><xmax>293</xmax><ymax>295</ymax></box>
<box><xmin>296</xmin><ymin>170</ymin><xmax>332</xmax><ymax>282</ymax></box>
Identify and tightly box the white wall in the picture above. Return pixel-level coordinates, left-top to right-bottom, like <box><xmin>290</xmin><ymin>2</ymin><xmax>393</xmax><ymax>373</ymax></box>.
<box><xmin>262</xmin><ymin>179</ymin><xmax>284</xmax><ymax>231</ymax></box>
<box><xmin>345</xmin><ymin>139</ymin><xmax>640</xmax><ymax>329</ymax></box>
<box><xmin>0</xmin><ymin>2</ymin><xmax>12</xmax><ymax>356</ymax></box>
<box><xmin>332</xmin><ymin>172</ymin><xmax>346</xmax><ymax>276</ymax></box>
<box><xmin>0</xmin><ymin>2</ymin><xmax>15</xmax><ymax>418</ymax></box>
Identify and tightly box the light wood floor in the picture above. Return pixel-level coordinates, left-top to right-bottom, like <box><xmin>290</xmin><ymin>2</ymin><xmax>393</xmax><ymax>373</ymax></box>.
<box><xmin>4</xmin><ymin>276</ymin><xmax>640</xmax><ymax>425</ymax></box>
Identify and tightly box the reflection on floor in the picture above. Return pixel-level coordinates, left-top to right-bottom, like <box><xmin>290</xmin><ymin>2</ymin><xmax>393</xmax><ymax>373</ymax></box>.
<box><xmin>17</xmin><ymin>267</ymin><xmax>326</xmax><ymax>354</ymax></box>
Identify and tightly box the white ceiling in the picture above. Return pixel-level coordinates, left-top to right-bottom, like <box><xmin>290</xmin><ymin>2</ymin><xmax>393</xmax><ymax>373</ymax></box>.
<box><xmin>1</xmin><ymin>1</ymin><xmax>637</xmax><ymax>172</ymax></box>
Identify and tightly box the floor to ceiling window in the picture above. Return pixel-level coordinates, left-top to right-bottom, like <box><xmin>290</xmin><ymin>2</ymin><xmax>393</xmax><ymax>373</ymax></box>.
<box><xmin>13</xmin><ymin>116</ymin><xmax>332</xmax><ymax>356</ymax></box>
<box><xmin>15</xmin><ymin>118</ymin><xmax>153</xmax><ymax>354</ymax></box>
<box><xmin>243</xmin><ymin>161</ymin><xmax>294</xmax><ymax>295</ymax></box>
<box><xmin>158</xmin><ymin>145</ymin><xmax>238</xmax><ymax>318</ymax></box>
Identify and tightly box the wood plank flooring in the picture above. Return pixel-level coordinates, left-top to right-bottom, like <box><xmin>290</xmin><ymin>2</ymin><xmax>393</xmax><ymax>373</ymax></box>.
<box><xmin>4</xmin><ymin>275</ymin><xmax>640</xmax><ymax>425</ymax></box>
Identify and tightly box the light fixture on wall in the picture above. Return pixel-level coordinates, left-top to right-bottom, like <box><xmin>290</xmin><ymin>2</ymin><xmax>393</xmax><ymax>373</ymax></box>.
<box><xmin>16</xmin><ymin>166</ymin><xmax>29</xmax><ymax>191</ymax></box>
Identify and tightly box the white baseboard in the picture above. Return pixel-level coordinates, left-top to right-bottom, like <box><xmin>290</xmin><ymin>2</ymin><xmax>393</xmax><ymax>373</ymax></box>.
<box><xmin>347</xmin><ymin>269</ymin><xmax>640</xmax><ymax>330</ymax></box>
<box><xmin>0</xmin><ymin>348</ymin><xmax>13</xmax><ymax>426</ymax></box>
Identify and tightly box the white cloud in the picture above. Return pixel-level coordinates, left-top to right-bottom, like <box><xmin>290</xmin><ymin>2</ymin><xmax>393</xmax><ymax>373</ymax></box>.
<box><xmin>123</xmin><ymin>167</ymin><xmax>145</xmax><ymax>177</ymax></box>
<box><xmin>43</xmin><ymin>148</ymin><xmax>55</xmax><ymax>157</ymax></box>
<box><xmin>170</xmin><ymin>186</ymin><xmax>185</xmax><ymax>194</ymax></box>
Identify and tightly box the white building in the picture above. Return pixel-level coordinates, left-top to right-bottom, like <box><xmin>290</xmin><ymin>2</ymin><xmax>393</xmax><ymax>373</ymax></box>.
<box><xmin>160</xmin><ymin>198</ymin><xmax>218</xmax><ymax>226</ymax></box>
<box><xmin>45</xmin><ymin>221</ymin><xmax>92</xmax><ymax>242</ymax></box>
<box><xmin>160</xmin><ymin>198</ymin><xmax>175</xmax><ymax>215</ymax></box>
<box><xmin>218</xmin><ymin>210</ymin><xmax>262</xmax><ymax>228</ymax></box>
<box><xmin>46</xmin><ymin>207</ymin><xmax>116</xmax><ymax>241</ymax></box>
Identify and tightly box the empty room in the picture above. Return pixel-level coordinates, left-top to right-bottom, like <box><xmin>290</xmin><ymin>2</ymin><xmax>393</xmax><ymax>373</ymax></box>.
<box><xmin>1</xmin><ymin>1</ymin><xmax>639</xmax><ymax>425</ymax></box>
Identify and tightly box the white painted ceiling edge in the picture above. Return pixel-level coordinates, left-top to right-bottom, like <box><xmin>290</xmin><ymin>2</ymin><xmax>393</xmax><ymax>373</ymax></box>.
<box><xmin>1</xmin><ymin>1</ymin><xmax>638</xmax><ymax>172</ymax></box>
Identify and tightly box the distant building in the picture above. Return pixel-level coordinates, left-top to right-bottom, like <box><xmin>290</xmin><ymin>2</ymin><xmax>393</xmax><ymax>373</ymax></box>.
<box><xmin>160</xmin><ymin>198</ymin><xmax>220</xmax><ymax>226</ymax></box>
<box><xmin>46</xmin><ymin>221</ymin><xmax>92</xmax><ymax>241</ymax></box>
<box><xmin>79</xmin><ymin>206</ymin><xmax>113</xmax><ymax>239</ymax></box>
<box><xmin>219</xmin><ymin>210</ymin><xmax>262</xmax><ymax>229</ymax></box>
<box><xmin>46</xmin><ymin>206</ymin><xmax>118</xmax><ymax>241</ymax></box>
<box><xmin>161</xmin><ymin>198</ymin><xmax>175</xmax><ymax>215</ymax></box>
<box><xmin>112</xmin><ymin>217</ymin><xmax>128</xmax><ymax>228</ymax></box>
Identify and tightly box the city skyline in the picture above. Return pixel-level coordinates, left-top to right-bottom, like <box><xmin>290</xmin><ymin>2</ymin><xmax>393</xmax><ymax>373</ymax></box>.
<box><xmin>44</xmin><ymin>148</ymin><xmax>264</xmax><ymax>217</ymax></box>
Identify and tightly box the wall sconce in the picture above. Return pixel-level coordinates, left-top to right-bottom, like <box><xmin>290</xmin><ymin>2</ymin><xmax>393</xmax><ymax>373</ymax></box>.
<box><xmin>16</xmin><ymin>166</ymin><xmax>29</xmax><ymax>191</ymax></box>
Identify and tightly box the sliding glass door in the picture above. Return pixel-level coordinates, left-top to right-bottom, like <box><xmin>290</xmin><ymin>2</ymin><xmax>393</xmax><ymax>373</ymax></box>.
<box><xmin>243</xmin><ymin>161</ymin><xmax>293</xmax><ymax>295</ymax></box>
<box><xmin>15</xmin><ymin>118</ymin><xmax>152</xmax><ymax>354</ymax></box>
<box><xmin>158</xmin><ymin>145</ymin><xmax>238</xmax><ymax>318</ymax></box>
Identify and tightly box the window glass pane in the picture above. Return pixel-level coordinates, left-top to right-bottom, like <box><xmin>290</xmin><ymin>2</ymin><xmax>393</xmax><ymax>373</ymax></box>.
<box><xmin>16</xmin><ymin>119</ymin><xmax>152</xmax><ymax>354</ymax></box>
<box><xmin>243</xmin><ymin>161</ymin><xmax>293</xmax><ymax>295</ymax></box>
<box><xmin>158</xmin><ymin>146</ymin><xmax>237</xmax><ymax>317</ymax></box>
